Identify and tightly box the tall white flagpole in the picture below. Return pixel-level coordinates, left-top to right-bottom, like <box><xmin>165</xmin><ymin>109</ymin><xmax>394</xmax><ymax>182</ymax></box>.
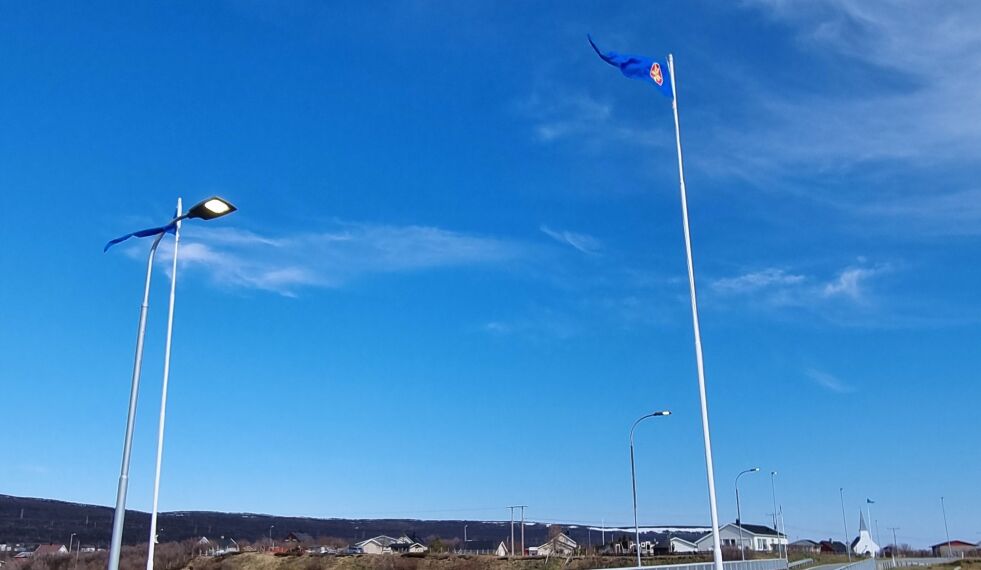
<box><xmin>146</xmin><ymin>197</ymin><xmax>182</xmax><ymax>570</ymax></box>
<box><xmin>667</xmin><ymin>53</ymin><xmax>724</xmax><ymax>570</ymax></box>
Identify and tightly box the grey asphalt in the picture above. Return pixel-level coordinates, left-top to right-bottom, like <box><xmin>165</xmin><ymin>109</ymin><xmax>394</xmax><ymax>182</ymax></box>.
<box><xmin>807</xmin><ymin>564</ymin><xmax>853</xmax><ymax>570</ymax></box>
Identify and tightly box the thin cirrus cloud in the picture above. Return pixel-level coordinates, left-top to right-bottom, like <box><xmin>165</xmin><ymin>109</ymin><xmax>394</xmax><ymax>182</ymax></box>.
<box><xmin>143</xmin><ymin>222</ymin><xmax>526</xmax><ymax>297</ymax></box>
<box><xmin>805</xmin><ymin>368</ymin><xmax>855</xmax><ymax>394</ymax></box>
<box><xmin>710</xmin><ymin>263</ymin><xmax>888</xmax><ymax>306</ymax></box>
<box><xmin>539</xmin><ymin>224</ymin><xmax>602</xmax><ymax>254</ymax></box>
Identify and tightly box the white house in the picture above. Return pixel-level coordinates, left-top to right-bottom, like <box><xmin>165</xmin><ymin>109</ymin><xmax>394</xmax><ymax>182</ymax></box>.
<box><xmin>851</xmin><ymin>513</ymin><xmax>879</xmax><ymax>557</ymax></box>
<box><xmin>355</xmin><ymin>536</ymin><xmax>398</xmax><ymax>554</ymax></box>
<box><xmin>535</xmin><ymin>533</ymin><xmax>578</xmax><ymax>556</ymax></box>
<box><xmin>355</xmin><ymin>535</ymin><xmax>427</xmax><ymax>555</ymax></box>
<box><xmin>666</xmin><ymin>536</ymin><xmax>699</xmax><ymax>553</ymax></box>
<box><xmin>695</xmin><ymin>523</ymin><xmax>787</xmax><ymax>553</ymax></box>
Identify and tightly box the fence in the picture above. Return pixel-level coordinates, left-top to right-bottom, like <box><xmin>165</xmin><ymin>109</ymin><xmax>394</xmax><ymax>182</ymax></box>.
<box><xmin>588</xmin><ymin>558</ymin><xmax>789</xmax><ymax>570</ymax></box>
<box><xmin>788</xmin><ymin>559</ymin><xmax>814</xmax><ymax>568</ymax></box>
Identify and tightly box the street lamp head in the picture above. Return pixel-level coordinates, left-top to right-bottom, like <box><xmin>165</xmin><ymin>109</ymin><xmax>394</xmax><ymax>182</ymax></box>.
<box><xmin>654</xmin><ymin>410</ymin><xmax>672</xmax><ymax>416</ymax></box>
<box><xmin>751</xmin><ymin>467</ymin><xmax>760</xmax><ymax>472</ymax></box>
<box><xmin>185</xmin><ymin>196</ymin><xmax>237</xmax><ymax>220</ymax></box>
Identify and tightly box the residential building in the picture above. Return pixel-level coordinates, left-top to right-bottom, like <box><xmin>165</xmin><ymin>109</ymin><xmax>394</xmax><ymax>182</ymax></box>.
<box><xmin>354</xmin><ymin>535</ymin><xmax>426</xmax><ymax>555</ymax></box>
<box><xmin>652</xmin><ymin>536</ymin><xmax>699</xmax><ymax>554</ymax></box>
<box><xmin>931</xmin><ymin>541</ymin><xmax>979</xmax><ymax>557</ymax></box>
<box><xmin>458</xmin><ymin>540</ymin><xmax>508</xmax><ymax>556</ymax></box>
<box><xmin>695</xmin><ymin>523</ymin><xmax>787</xmax><ymax>553</ymax></box>
<box><xmin>34</xmin><ymin>545</ymin><xmax>69</xmax><ymax>557</ymax></box>
<box><xmin>284</xmin><ymin>533</ymin><xmax>314</xmax><ymax>545</ymax></box>
<box><xmin>819</xmin><ymin>540</ymin><xmax>847</xmax><ymax>554</ymax></box>
<box><xmin>534</xmin><ymin>533</ymin><xmax>578</xmax><ymax>556</ymax></box>
<box><xmin>788</xmin><ymin>540</ymin><xmax>821</xmax><ymax>554</ymax></box>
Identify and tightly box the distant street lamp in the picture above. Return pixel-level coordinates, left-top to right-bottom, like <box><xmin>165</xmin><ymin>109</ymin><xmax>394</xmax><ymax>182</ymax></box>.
<box><xmin>270</xmin><ymin>525</ymin><xmax>276</xmax><ymax>548</ymax></box>
<box><xmin>941</xmin><ymin>497</ymin><xmax>953</xmax><ymax>558</ymax></box>
<box><xmin>630</xmin><ymin>410</ymin><xmax>672</xmax><ymax>569</ymax></box>
<box><xmin>68</xmin><ymin>533</ymin><xmax>76</xmax><ymax>554</ymax></box>
<box><xmin>104</xmin><ymin>196</ymin><xmax>237</xmax><ymax>570</ymax></box>
<box><xmin>769</xmin><ymin>472</ymin><xmax>782</xmax><ymax>559</ymax></box>
<box><xmin>840</xmin><ymin>488</ymin><xmax>852</xmax><ymax>563</ymax></box>
<box><xmin>735</xmin><ymin>467</ymin><xmax>760</xmax><ymax>561</ymax></box>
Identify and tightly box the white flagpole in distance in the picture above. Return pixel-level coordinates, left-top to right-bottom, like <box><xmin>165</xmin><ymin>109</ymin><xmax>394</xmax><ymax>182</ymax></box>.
<box><xmin>667</xmin><ymin>53</ymin><xmax>724</xmax><ymax>570</ymax></box>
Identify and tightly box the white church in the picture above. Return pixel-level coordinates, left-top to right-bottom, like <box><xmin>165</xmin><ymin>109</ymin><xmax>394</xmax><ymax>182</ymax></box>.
<box><xmin>851</xmin><ymin>512</ymin><xmax>880</xmax><ymax>557</ymax></box>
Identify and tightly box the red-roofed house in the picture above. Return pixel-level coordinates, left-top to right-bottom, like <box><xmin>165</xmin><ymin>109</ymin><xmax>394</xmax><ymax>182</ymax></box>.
<box><xmin>931</xmin><ymin>540</ymin><xmax>978</xmax><ymax>557</ymax></box>
<box><xmin>34</xmin><ymin>545</ymin><xmax>68</xmax><ymax>557</ymax></box>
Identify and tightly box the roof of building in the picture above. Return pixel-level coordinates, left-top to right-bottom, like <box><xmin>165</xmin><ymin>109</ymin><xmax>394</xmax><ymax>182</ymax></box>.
<box><xmin>790</xmin><ymin>540</ymin><xmax>819</xmax><ymax>546</ymax></box>
<box><xmin>931</xmin><ymin>540</ymin><xmax>978</xmax><ymax>548</ymax></box>
<box><xmin>34</xmin><ymin>545</ymin><xmax>67</xmax><ymax>557</ymax></box>
<box><xmin>739</xmin><ymin>523</ymin><xmax>783</xmax><ymax>536</ymax></box>
<box><xmin>355</xmin><ymin>535</ymin><xmax>399</xmax><ymax>548</ymax></box>
<box><xmin>285</xmin><ymin>532</ymin><xmax>314</xmax><ymax>543</ymax></box>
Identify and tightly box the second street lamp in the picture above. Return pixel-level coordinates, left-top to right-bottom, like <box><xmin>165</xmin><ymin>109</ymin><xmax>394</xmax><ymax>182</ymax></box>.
<box><xmin>735</xmin><ymin>467</ymin><xmax>759</xmax><ymax>561</ymax></box>
<box><xmin>630</xmin><ymin>410</ymin><xmax>671</xmax><ymax>569</ymax></box>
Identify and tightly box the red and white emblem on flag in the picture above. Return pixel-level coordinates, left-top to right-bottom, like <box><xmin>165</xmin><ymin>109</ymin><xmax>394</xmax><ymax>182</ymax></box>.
<box><xmin>650</xmin><ymin>62</ymin><xmax>664</xmax><ymax>86</ymax></box>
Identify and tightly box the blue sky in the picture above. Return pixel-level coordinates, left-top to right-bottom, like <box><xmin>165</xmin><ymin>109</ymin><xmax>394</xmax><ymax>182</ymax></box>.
<box><xmin>1</xmin><ymin>0</ymin><xmax>979</xmax><ymax>549</ymax></box>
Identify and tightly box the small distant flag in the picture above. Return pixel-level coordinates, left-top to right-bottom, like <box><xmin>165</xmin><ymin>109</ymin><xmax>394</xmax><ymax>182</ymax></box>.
<box><xmin>588</xmin><ymin>35</ymin><xmax>673</xmax><ymax>99</ymax></box>
<box><xmin>866</xmin><ymin>498</ymin><xmax>875</xmax><ymax>504</ymax></box>
<box><xmin>104</xmin><ymin>220</ymin><xmax>177</xmax><ymax>252</ymax></box>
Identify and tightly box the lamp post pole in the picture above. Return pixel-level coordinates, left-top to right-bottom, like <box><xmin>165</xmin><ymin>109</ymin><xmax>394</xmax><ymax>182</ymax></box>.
<box><xmin>769</xmin><ymin>472</ymin><xmax>782</xmax><ymax>559</ymax></box>
<box><xmin>107</xmin><ymin>229</ymin><xmax>168</xmax><ymax>570</ymax></box>
<box><xmin>839</xmin><ymin>488</ymin><xmax>852</xmax><ymax>563</ymax></box>
<box><xmin>630</xmin><ymin>411</ymin><xmax>671</xmax><ymax>569</ymax></box>
<box><xmin>941</xmin><ymin>497</ymin><xmax>953</xmax><ymax>558</ymax></box>
<box><xmin>735</xmin><ymin>468</ymin><xmax>759</xmax><ymax>561</ymax></box>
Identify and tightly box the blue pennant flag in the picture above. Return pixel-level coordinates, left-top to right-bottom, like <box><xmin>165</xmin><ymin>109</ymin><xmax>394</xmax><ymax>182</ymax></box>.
<box><xmin>588</xmin><ymin>35</ymin><xmax>673</xmax><ymax>99</ymax></box>
<box><xmin>103</xmin><ymin>220</ymin><xmax>177</xmax><ymax>252</ymax></box>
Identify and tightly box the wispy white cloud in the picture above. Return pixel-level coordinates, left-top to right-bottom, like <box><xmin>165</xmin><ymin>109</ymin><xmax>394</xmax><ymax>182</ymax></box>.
<box><xmin>712</xmin><ymin>268</ymin><xmax>806</xmax><ymax>294</ymax></box>
<box><xmin>516</xmin><ymin>90</ymin><xmax>670</xmax><ymax>150</ymax></box>
<box><xmin>711</xmin><ymin>262</ymin><xmax>889</xmax><ymax>307</ymax></box>
<box><xmin>144</xmin><ymin>222</ymin><xmax>526</xmax><ymax>297</ymax></box>
<box><xmin>821</xmin><ymin>266</ymin><xmax>878</xmax><ymax>300</ymax></box>
<box><xmin>539</xmin><ymin>225</ymin><xmax>602</xmax><ymax>254</ymax></box>
<box><xmin>741</xmin><ymin>0</ymin><xmax>981</xmax><ymax>167</ymax></box>
<box><xmin>805</xmin><ymin>368</ymin><xmax>855</xmax><ymax>394</ymax></box>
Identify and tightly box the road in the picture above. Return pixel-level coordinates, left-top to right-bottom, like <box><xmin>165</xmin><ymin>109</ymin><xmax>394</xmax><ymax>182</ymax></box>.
<box><xmin>807</xmin><ymin>563</ymin><xmax>854</xmax><ymax>570</ymax></box>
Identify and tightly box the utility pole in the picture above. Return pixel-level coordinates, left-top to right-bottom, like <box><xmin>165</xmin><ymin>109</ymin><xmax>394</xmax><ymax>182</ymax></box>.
<box><xmin>518</xmin><ymin>505</ymin><xmax>528</xmax><ymax>556</ymax></box>
<box><xmin>507</xmin><ymin>506</ymin><xmax>517</xmax><ymax>558</ymax></box>
<box><xmin>887</xmin><ymin>527</ymin><xmax>900</xmax><ymax>565</ymax></box>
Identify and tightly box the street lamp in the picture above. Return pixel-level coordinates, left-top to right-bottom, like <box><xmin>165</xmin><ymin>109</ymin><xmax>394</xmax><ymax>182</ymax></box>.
<box><xmin>840</xmin><ymin>488</ymin><xmax>852</xmax><ymax>563</ymax></box>
<box><xmin>104</xmin><ymin>196</ymin><xmax>237</xmax><ymax>570</ymax></box>
<box><xmin>941</xmin><ymin>497</ymin><xmax>953</xmax><ymax>558</ymax></box>
<box><xmin>735</xmin><ymin>467</ymin><xmax>759</xmax><ymax>561</ymax></box>
<box><xmin>630</xmin><ymin>410</ymin><xmax>672</xmax><ymax>569</ymax></box>
<box><xmin>769</xmin><ymin>472</ymin><xmax>782</xmax><ymax>559</ymax></box>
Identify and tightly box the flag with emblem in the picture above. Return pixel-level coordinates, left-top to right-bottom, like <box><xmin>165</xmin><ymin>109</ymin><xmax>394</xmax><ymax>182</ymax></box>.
<box><xmin>587</xmin><ymin>35</ymin><xmax>673</xmax><ymax>99</ymax></box>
